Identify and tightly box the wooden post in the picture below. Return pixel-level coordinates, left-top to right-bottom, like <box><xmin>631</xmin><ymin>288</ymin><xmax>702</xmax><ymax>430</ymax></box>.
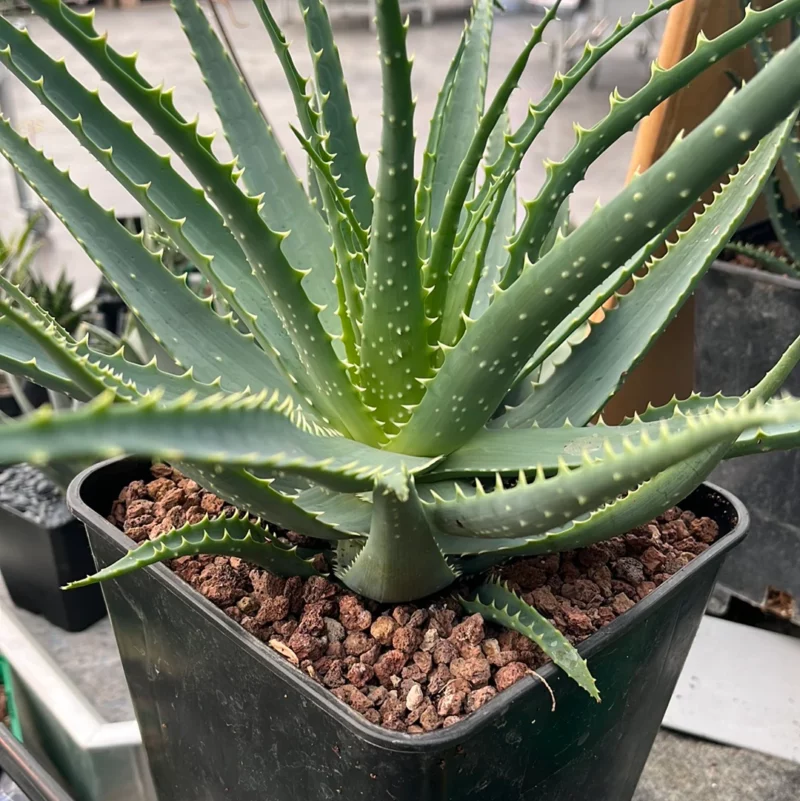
<box><xmin>601</xmin><ymin>0</ymin><xmax>773</xmax><ymax>422</ymax></box>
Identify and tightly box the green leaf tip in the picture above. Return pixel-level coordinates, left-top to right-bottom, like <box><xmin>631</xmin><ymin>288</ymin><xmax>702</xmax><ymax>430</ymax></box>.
<box><xmin>64</xmin><ymin>510</ymin><xmax>322</xmax><ymax>590</ymax></box>
<box><xmin>461</xmin><ymin>579</ymin><xmax>600</xmax><ymax>701</ymax></box>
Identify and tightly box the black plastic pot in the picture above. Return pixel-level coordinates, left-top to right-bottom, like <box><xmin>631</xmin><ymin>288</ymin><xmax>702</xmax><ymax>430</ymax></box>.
<box><xmin>697</xmin><ymin>220</ymin><xmax>800</xmax><ymax>623</ymax></box>
<box><xmin>68</xmin><ymin>457</ymin><xmax>748</xmax><ymax>801</ymax></box>
<box><xmin>0</xmin><ymin>382</ymin><xmax>49</xmax><ymax>419</ymax></box>
<box><xmin>0</xmin><ymin>500</ymin><xmax>106</xmax><ymax>632</ymax></box>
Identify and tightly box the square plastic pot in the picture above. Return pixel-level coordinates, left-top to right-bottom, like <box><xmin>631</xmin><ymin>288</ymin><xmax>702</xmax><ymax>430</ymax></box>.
<box><xmin>0</xmin><ymin>501</ymin><xmax>106</xmax><ymax>632</ymax></box>
<box><xmin>68</xmin><ymin>457</ymin><xmax>748</xmax><ymax>801</ymax></box>
<box><xmin>698</xmin><ymin>220</ymin><xmax>800</xmax><ymax>622</ymax></box>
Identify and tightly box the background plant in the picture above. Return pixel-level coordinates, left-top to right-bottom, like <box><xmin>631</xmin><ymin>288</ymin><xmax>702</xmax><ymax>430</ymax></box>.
<box><xmin>0</xmin><ymin>0</ymin><xmax>799</xmax><ymax>696</ymax></box>
<box><xmin>726</xmin><ymin>2</ymin><xmax>800</xmax><ymax>278</ymax></box>
<box><xmin>0</xmin><ymin>227</ymin><xmax>98</xmax><ymax>486</ymax></box>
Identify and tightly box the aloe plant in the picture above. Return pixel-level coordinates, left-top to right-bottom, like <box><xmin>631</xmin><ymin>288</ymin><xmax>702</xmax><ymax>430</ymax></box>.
<box><xmin>726</xmin><ymin>5</ymin><xmax>800</xmax><ymax>278</ymax></box>
<box><xmin>1</xmin><ymin>0</ymin><xmax>800</xmax><ymax>697</ymax></box>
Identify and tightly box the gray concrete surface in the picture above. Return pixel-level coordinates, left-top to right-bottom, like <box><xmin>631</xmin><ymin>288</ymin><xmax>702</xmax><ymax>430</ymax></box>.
<box><xmin>0</xmin><ymin>0</ymin><xmax>647</xmax><ymax>295</ymax></box>
<box><xmin>636</xmin><ymin>731</ymin><xmax>800</xmax><ymax>801</ymax></box>
<box><xmin>0</xmin><ymin>574</ymin><xmax>133</xmax><ymax>722</ymax></box>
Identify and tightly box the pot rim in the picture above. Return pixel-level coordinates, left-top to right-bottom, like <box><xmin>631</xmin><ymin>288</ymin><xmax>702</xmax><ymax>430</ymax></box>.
<box><xmin>67</xmin><ymin>456</ymin><xmax>749</xmax><ymax>754</ymax></box>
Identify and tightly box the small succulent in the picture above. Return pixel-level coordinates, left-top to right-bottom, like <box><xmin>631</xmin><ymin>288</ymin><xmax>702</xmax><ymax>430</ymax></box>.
<box><xmin>726</xmin><ymin>3</ymin><xmax>800</xmax><ymax>278</ymax></box>
<box><xmin>1</xmin><ymin>0</ymin><xmax>800</xmax><ymax>696</ymax></box>
<box><xmin>0</xmin><ymin>214</ymin><xmax>39</xmax><ymax>287</ymax></box>
<box><xmin>25</xmin><ymin>270</ymin><xmax>85</xmax><ymax>334</ymax></box>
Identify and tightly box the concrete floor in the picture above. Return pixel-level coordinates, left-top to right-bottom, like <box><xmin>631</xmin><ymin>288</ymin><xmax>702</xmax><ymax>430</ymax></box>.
<box><xmin>0</xmin><ymin>0</ymin><xmax>649</xmax><ymax>296</ymax></box>
<box><xmin>637</xmin><ymin>731</ymin><xmax>800</xmax><ymax>801</ymax></box>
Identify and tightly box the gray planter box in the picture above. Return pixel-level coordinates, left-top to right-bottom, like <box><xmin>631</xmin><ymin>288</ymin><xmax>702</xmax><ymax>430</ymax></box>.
<box><xmin>696</xmin><ymin>258</ymin><xmax>800</xmax><ymax>623</ymax></box>
<box><xmin>0</xmin><ymin>596</ymin><xmax>156</xmax><ymax>801</ymax></box>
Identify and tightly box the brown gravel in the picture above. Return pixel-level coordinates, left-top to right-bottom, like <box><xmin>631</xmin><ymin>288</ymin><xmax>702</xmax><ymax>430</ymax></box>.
<box><xmin>109</xmin><ymin>465</ymin><xmax>721</xmax><ymax>734</ymax></box>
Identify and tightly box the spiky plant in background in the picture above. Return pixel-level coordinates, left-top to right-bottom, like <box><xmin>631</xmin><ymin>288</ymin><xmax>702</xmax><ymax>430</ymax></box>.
<box><xmin>1</xmin><ymin>0</ymin><xmax>800</xmax><ymax>696</ymax></box>
<box><xmin>726</xmin><ymin>3</ymin><xmax>800</xmax><ymax>278</ymax></box>
<box><xmin>0</xmin><ymin>214</ymin><xmax>39</xmax><ymax>287</ymax></box>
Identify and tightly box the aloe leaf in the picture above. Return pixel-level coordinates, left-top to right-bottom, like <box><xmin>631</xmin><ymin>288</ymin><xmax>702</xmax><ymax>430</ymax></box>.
<box><xmin>24</xmin><ymin>0</ymin><xmax>378</xmax><ymax>440</ymax></box>
<box><xmin>290</xmin><ymin>131</ymin><xmax>368</xmax><ymax>353</ymax></box>
<box><xmin>253</xmin><ymin>0</ymin><xmax>334</xmax><ymax>233</ymax></box>
<box><xmin>498</xmin><ymin>114</ymin><xmax>794</xmax><ymax>429</ymax></box>
<box><xmin>253</xmin><ymin>8</ymin><xmax>369</xmax><ymax>333</ymax></box>
<box><xmin>500</xmin><ymin>234</ymin><xmax>665</xmax><ymax>413</ymax></box>
<box><xmin>81</xmin><ymin>348</ymin><xmax>227</xmax><ymax>402</ymax></box>
<box><xmin>763</xmin><ymin>172</ymin><xmax>800</xmax><ymax>264</ymax></box>
<box><xmin>0</xmin><ymin>298</ymin><xmax>107</xmax><ymax>399</ymax></box>
<box><xmin>439</xmin><ymin>182</ymin><xmax>501</xmax><ymax>347</ymax></box>
<box><xmin>0</xmin><ymin>122</ymin><xmax>286</xmax><ymax>398</ymax></box>
<box><xmin>252</xmin><ymin>0</ymin><xmax>315</xmax><ymax>124</ymax></box>
<box><xmin>66</xmin><ymin>511</ymin><xmax>321</xmax><ymax>589</ymax></box>
<box><xmin>616</xmin><ymin>394</ymin><xmax>800</xmax><ymax>459</ymax></box>
<box><xmin>291</xmin><ymin>126</ymin><xmax>369</xmax><ymax>256</ymax></box>
<box><xmin>294</xmin><ymin>484</ymin><xmax>372</xmax><ymax>537</ymax></box>
<box><xmin>630</xmin><ymin>393</ymin><xmax>739</xmax><ymax>423</ymax></box>
<box><xmin>417</xmin><ymin>32</ymin><xmax>465</xmax><ymax>260</ymax></box>
<box><xmin>429</xmin><ymin>398</ymin><xmax>800</xmax><ymax>540</ymax></box>
<box><xmin>781</xmin><ymin>126</ymin><xmax>800</xmax><ymax>198</ymax></box>
<box><xmin>724</xmin><ymin>241</ymin><xmax>800</xmax><ymax>278</ymax></box>
<box><xmin>360</xmin><ymin>0</ymin><xmax>429</xmax><ymax>430</ymax></box>
<box><xmin>0</xmin><ymin>391</ymin><xmax>440</xmax><ymax>492</ymax></box>
<box><xmin>0</xmin><ymin>18</ymin><xmax>312</xmax><ymax>402</ymax></box>
<box><xmin>461</xmin><ymin>579</ymin><xmax>599</xmax><ymax>700</ymax></box>
<box><xmin>425</xmin><ymin>0</ymin><xmax>493</xmax><ymax>245</ymax></box>
<box><xmin>745</xmin><ymin>11</ymin><xmax>800</xmax><ymax>195</ymax></box>
<box><xmin>393</xmin><ymin>33</ymin><xmax>800</xmax><ymax>456</ymax></box>
<box><xmin>426</xmin><ymin>1</ymin><xmax>562</xmax><ymax>337</ymax></box>
<box><xmin>333</xmin><ymin>259</ymin><xmax>361</xmax><ymax>370</ymax></box>
<box><xmin>729</xmin><ymin>419</ymin><xmax>800</xmax><ymax>456</ymax></box>
<box><xmin>503</xmin><ymin>0</ymin><xmax>800</xmax><ymax>285</ymax></box>
<box><xmin>0</xmin><ymin>274</ymin><xmax>226</xmax><ymax>403</ymax></box>
<box><xmin>450</xmin><ymin>336</ymin><xmax>800</xmax><ymax>563</ymax></box>
<box><xmin>178</xmin><ymin>465</ymin><xmax>360</xmax><ymax>541</ymax></box>
<box><xmin>0</xmin><ymin>300</ymin><xmax>195</xmax><ymax>405</ymax></box>
<box><xmin>470</xmin><ymin>151</ymin><xmax>517</xmax><ymax>320</ymax></box>
<box><xmin>171</xmin><ymin>0</ymin><xmax>341</xmax><ymax>331</ymax></box>
<box><xmin>296</xmin><ymin>0</ymin><xmax>372</xmax><ymax>228</ymax></box>
<box><xmin>439</xmin><ymin>111</ymin><xmax>515</xmax><ymax>345</ymax></box>
<box><xmin>336</xmin><ymin>471</ymin><xmax>457</xmax><ymax>602</ymax></box>
<box><xmin>468</xmin><ymin>0</ymin><xmax>684</xmax><ymax>277</ymax></box>
<box><xmin>0</xmin><ymin>263</ymin><xmax>73</xmax><ymax>342</ymax></box>
<box><xmin>427</xmin><ymin>416</ymin><xmax>688</xmax><ymax>479</ymax></box>
<box><xmin>0</xmin><ymin>317</ymin><xmax>90</xmax><ymax>400</ymax></box>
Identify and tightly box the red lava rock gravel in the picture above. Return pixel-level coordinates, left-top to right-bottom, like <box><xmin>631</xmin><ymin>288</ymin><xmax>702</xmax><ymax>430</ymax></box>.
<box><xmin>109</xmin><ymin>465</ymin><xmax>721</xmax><ymax>734</ymax></box>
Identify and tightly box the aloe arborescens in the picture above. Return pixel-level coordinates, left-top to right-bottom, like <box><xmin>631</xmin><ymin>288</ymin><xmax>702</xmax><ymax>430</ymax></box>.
<box><xmin>1</xmin><ymin>0</ymin><xmax>800</xmax><ymax>696</ymax></box>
